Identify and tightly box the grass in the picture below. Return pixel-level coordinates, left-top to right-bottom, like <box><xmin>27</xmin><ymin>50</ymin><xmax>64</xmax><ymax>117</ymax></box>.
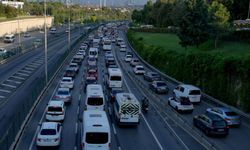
<box><xmin>133</xmin><ymin>32</ymin><xmax>250</xmax><ymax>56</ymax></box>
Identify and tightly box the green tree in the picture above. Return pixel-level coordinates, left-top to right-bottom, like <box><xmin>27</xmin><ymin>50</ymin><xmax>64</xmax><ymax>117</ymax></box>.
<box><xmin>5</xmin><ymin>5</ymin><xmax>17</xmax><ymax>18</ymax></box>
<box><xmin>208</xmin><ymin>1</ymin><xmax>230</xmax><ymax>48</ymax></box>
<box><xmin>177</xmin><ymin>0</ymin><xmax>210</xmax><ymax>48</ymax></box>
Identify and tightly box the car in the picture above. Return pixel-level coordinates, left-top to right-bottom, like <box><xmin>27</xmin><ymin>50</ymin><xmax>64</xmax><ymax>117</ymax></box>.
<box><xmin>50</xmin><ymin>27</ymin><xmax>57</xmax><ymax>34</ymax></box>
<box><xmin>33</xmin><ymin>38</ymin><xmax>42</xmax><ymax>47</ymax></box>
<box><xmin>206</xmin><ymin>107</ymin><xmax>241</xmax><ymax>127</ymax></box>
<box><xmin>86</xmin><ymin>67</ymin><xmax>98</xmax><ymax>81</ymax></box>
<box><xmin>173</xmin><ymin>84</ymin><xmax>201</xmax><ymax>103</ymax></box>
<box><xmin>144</xmin><ymin>71</ymin><xmax>161</xmax><ymax>82</ymax></box>
<box><xmin>108</xmin><ymin>64</ymin><xmax>118</xmax><ymax>68</ymax></box>
<box><xmin>120</xmin><ymin>44</ymin><xmax>127</xmax><ymax>52</ymax></box>
<box><xmin>133</xmin><ymin>65</ymin><xmax>145</xmax><ymax>75</ymax></box>
<box><xmin>124</xmin><ymin>54</ymin><xmax>132</xmax><ymax>62</ymax></box>
<box><xmin>168</xmin><ymin>97</ymin><xmax>193</xmax><ymax>113</ymax></box>
<box><xmin>23</xmin><ymin>32</ymin><xmax>31</xmax><ymax>37</ymax></box>
<box><xmin>149</xmin><ymin>81</ymin><xmax>169</xmax><ymax>94</ymax></box>
<box><xmin>3</xmin><ymin>34</ymin><xmax>15</xmax><ymax>43</ymax></box>
<box><xmin>72</xmin><ymin>56</ymin><xmax>82</xmax><ymax>65</ymax></box>
<box><xmin>60</xmin><ymin>77</ymin><xmax>74</xmax><ymax>89</ymax></box>
<box><xmin>46</xmin><ymin>100</ymin><xmax>65</xmax><ymax>122</ymax></box>
<box><xmin>0</xmin><ymin>48</ymin><xmax>7</xmax><ymax>56</ymax></box>
<box><xmin>64</xmin><ymin>68</ymin><xmax>76</xmax><ymax>79</ymax></box>
<box><xmin>193</xmin><ymin>113</ymin><xmax>229</xmax><ymax>137</ymax></box>
<box><xmin>54</xmin><ymin>88</ymin><xmax>72</xmax><ymax>103</ymax></box>
<box><xmin>36</xmin><ymin>122</ymin><xmax>62</xmax><ymax>147</ymax></box>
<box><xmin>79</xmin><ymin>45</ymin><xmax>88</xmax><ymax>51</ymax></box>
<box><xmin>69</xmin><ymin>62</ymin><xmax>79</xmax><ymax>73</ymax></box>
<box><xmin>105</xmin><ymin>57</ymin><xmax>116</xmax><ymax>67</ymax></box>
<box><xmin>109</xmin><ymin>87</ymin><xmax>124</xmax><ymax>103</ymax></box>
<box><xmin>75</xmin><ymin>52</ymin><xmax>84</xmax><ymax>60</ymax></box>
<box><xmin>130</xmin><ymin>58</ymin><xmax>140</xmax><ymax>67</ymax></box>
<box><xmin>87</xmin><ymin>56</ymin><xmax>97</xmax><ymax>66</ymax></box>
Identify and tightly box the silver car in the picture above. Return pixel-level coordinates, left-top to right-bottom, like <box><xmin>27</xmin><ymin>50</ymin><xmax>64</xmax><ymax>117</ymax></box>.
<box><xmin>54</xmin><ymin>88</ymin><xmax>72</xmax><ymax>103</ymax></box>
<box><xmin>206</xmin><ymin>107</ymin><xmax>241</xmax><ymax>127</ymax></box>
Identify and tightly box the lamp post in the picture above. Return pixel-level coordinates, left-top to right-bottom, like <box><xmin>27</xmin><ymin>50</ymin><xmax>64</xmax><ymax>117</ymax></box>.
<box><xmin>247</xmin><ymin>0</ymin><xmax>250</xmax><ymax>19</ymax></box>
<box><xmin>17</xmin><ymin>15</ymin><xmax>21</xmax><ymax>54</ymax></box>
<box><xmin>67</xmin><ymin>0</ymin><xmax>71</xmax><ymax>51</ymax></box>
<box><xmin>44</xmin><ymin>0</ymin><xmax>48</xmax><ymax>84</ymax></box>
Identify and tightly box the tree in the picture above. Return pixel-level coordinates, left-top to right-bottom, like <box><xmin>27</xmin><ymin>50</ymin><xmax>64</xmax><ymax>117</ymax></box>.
<box><xmin>208</xmin><ymin>1</ymin><xmax>230</xmax><ymax>48</ymax></box>
<box><xmin>5</xmin><ymin>5</ymin><xmax>17</xmax><ymax>18</ymax></box>
<box><xmin>177</xmin><ymin>0</ymin><xmax>210</xmax><ymax>48</ymax></box>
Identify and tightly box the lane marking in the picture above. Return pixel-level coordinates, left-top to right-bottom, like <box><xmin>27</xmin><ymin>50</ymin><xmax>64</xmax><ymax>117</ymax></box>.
<box><xmin>28</xmin><ymin>126</ymin><xmax>40</xmax><ymax>150</ymax></box>
<box><xmin>1</xmin><ymin>83</ymin><xmax>16</xmax><ymax>88</ymax></box>
<box><xmin>118</xmin><ymin>146</ymin><xmax>122</xmax><ymax>150</ymax></box>
<box><xmin>24</xmin><ymin>67</ymin><xmax>35</xmax><ymax>71</ymax></box>
<box><xmin>11</xmin><ymin>76</ymin><xmax>25</xmax><ymax>80</ymax></box>
<box><xmin>16</xmin><ymin>72</ymin><xmax>29</xmax><ymax>77</ymax></box>
<box><xmin>19</xmin><ymin>70</ymin><xmax>32</xmax><ymax>74</ymax></box>
<box><xmin>6</xmin><ymin>79</ymin><xmax>22</xmax><ymax>84</ymax></box>
<box><xmin>77</xmin><ymin>106</ymin><xmax>79</xmax><ymax>115</ymax></box>
<box><xmin>26</xmin><ymin>64</ymin><xmax>38</xmax><ymax>68</ymax></box>
<box><xmin>75</xmin><ymin>123</ymin><xmax>78</xmax><ymax>134</ymax></box>
<box><xmin>31</xmin><ymin>62</ymin><xmax>42</xmax><ymax>66</ymax></box>
<box><xmin>0</xmin><ymin>95</ymin><xmax>6</xmax><ymax>98</ymax></box>
<box><xmin>112</xmin><ymin>123</ymin><xmax>117</xmax><ymax>135</ymax></box>
<box><xmin>74</xmin><ymin>146</ymin><xmax>77</xmax><ymax>150</ymax></box>
<box><xmin>0</xmin><ymin>89</ymin><xmax>11</xmax><ymax>93</ymax></box>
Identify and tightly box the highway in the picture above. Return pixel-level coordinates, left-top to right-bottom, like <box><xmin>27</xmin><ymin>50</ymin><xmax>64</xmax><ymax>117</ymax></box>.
<box><xmin>2</xmin><ymin>24</ymin><xmax>250</xmax><ymax>150</ymax></box>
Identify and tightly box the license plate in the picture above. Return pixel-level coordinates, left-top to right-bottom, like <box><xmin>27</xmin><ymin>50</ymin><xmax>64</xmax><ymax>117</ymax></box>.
<box><xmin>44</xmin><ymin>139</ymin><xmax>51</xmax><ymax>142</ymax></box>
<box><xmin>218</xmin><ymin>129</ymin><xmax>224</xmax><ymax>132</ymax></box>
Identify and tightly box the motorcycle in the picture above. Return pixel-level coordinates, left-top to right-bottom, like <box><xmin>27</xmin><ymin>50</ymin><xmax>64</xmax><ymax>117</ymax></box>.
<box><xmin>142</xmin><ymin>99</ymin><xmax>149</xmax><ymax>113</ymax></box>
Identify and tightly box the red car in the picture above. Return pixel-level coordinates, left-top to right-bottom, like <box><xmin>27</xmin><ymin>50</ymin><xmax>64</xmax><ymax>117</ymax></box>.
<box><xmin>86</xmin><ymin>68</ymin><xmax>98</xmax><ymax>80</ymax></box>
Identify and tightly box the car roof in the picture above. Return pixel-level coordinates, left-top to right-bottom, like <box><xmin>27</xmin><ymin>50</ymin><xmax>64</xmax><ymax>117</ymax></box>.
<box><xmin>41</xmin><ymin>122</ymin><xmax>58</xmax><ymax>129</ymax></box>
<box><xmin>48</xmin><ymin>100</ymin><xmax>64</xmax><ymax>107</ymax></box>
<box><xmin>204</xmin><ymin>112</ymin><xmax>224</xmax><ymax>121</ymax></box>
<box><xmin>58</xmin><ymin>87</ymin><xmax>69</xmax><ymax>91</ymax></box>
<box><xmin>214</xmin><ymin>107</ymin><xmax>234</xmax><ymax>112</ymax></box>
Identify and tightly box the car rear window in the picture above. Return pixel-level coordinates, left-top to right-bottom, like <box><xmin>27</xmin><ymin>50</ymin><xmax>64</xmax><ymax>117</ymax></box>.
<box><xmin>180</xmin><ymin>97</ymin><xmax>191</xmax><ymax>105</ymax></box>
<box><xmin>86</xmin><ymin>132</ymin><xmax>108</xmax><ymax>144</ymax></box>
<box><xmin>41</xmin><ymin>129</ymin><xmax>56</xmax><ymax>135</ymax></box>
<box><xmin>110</xmin><ymin>76</ymin><xmax>121</xmax><ymax>81</ymax></box>
<box><xmin>58</xmin><ymin>90</ymin><xmax>69</xmax><ymax>95</ymax></box>
<box><xmin>62</xmin><ymin>79</ymin><xmax>71</xmax><ymax>82</ymax></box>
<box><xmin>225</xmin><ymin>111</ymin><xmax>238</xmax><ymax>116</ymax></box>
<box><xmin>157</xmin><ymin>82</ymin><xmax>166</xmax><ymax>87</ymax></box>
<box><xmin>189</xmin><ymin>90</ymin><xmax>201</xmax><ymax>95</ymax></box>
<box><xmin>48</xmin><ymin>107</ymin><xmax>63</xmax><ymax>112</ymax></box>
<box><xmin>87</xmin><ymin>97</ymin><xmax>103</xmax><ymax>105</ymax></box>
<box><xmin>137</xmin><ymin>67</ymin><xmax>144</xmax><ymax>70</ymax></box>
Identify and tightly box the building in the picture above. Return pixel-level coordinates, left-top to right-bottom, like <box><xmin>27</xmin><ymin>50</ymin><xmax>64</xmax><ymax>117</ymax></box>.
<box><xmin>1</xmin><ymin>0</ymin><xmax>24</xmax><ymax>9</ymax></box>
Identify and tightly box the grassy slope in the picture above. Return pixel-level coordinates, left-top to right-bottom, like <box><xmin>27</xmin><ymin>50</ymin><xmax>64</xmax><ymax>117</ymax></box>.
<box><xmin>133</xmin><ymin>32</ymin><xmax>250</xmax><ymax>56</ymax></box>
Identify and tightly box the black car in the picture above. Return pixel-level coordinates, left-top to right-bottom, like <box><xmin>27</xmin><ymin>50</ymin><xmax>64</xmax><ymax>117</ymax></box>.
<box><xmin>193</xmin><ymin>113</ymin><xmax>229</xmax><ymax>137</ymax></box>
<box><xmin>144</xmin><ymin>71</ymin><xmax>161</xmax><ymax>82</ymax></box>
<box><xmin>109</xmin><ymin>87</ymin><xmax>124</xmax><ymax>103</ymax></box>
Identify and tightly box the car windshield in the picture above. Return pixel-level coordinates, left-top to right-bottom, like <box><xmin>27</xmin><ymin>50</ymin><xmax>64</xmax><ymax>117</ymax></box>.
<box><xmin>189</xmin><ymin>90</ymin><xmax>201</xmax><ymax>95</ymax></box>
<box><xmin>40</xmin><ymin>129</ymin><xmax>56</xmax><ymax>135</ymax></box>
<box><xmin>137</xmin><ymin>67</ymin><xmax>144</xmax><ymax>70</ymax></box>
<box><xmin>89</xmin><ymin>57</ymin><xmax>96</xmax><ymax>61</ymax></box>
<box><xmin>62</xmin><ymin>79</ymin><xmax>71</xmax><ymax>82</ymax></box>
<box><xmin>48</xmin><ymin>107</ymin><xmax>63</xmax><ymax>112</ymax></box>
<box><xmin>213</xmin><ymin>120</ymin><xmax>227</xmax><ymax>127</ymax></box>
<box><xmin>87</xmin><ymin>97</ymin><xmax>103</xmax><ymax>105</ymax></box>
<box><xmin>157</xmin><ymin>82</ymin><xmax>166</xmax><ymax>86</ymax></box>
<box><xmin>225</xmin><ymin>111</ymin><xmax>238</xmax><ymax>116</ymax></box>
<box><xmin>86</xmin><ymin>132</ymin><xmax>108</xmax><ymax>144</ymax></box>
<box><xmin>58</xmin><ymin>90</ymin><xmax>69</xmax><ymax>95</ymax></box>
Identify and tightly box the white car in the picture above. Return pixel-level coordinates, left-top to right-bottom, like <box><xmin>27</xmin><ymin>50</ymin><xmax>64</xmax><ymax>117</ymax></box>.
<box><xmin>0</xmin><ymin>48</ymin><xmax>7</xmax><ymax>56</ymax></box>
<box><xmin>133</xmin><ymin>65</ymin><xmax>145</xmax><ymax>75</ymax></box>
<box><xmin>54</xmin><ymin>88</ymin><xmax>72</xmax><ymax>103</ymax></box>
<box><xmin>125</xmin><ymin>54</ymin><xmax>132</xmax><ymax>62</ymax></box>
<box><xmin>36</xmin><ymin>122</ymin><xmax>62</xmax><ymax>147</ymax></box>
<box><xmin>168</xmin><ymin>97</ymin><xmax>193</xmax><ymax>113</ymax></box>
<box><xmin>46</xmin><ymin>100</ymin><xmax>65</xmax><ymax>122</ymax></box>
<box><xmin>69</xmin><ymin>62</ymin><xmax>79</xmax><ymax>73</ymax></box>
<box><xmin>173</xmin><ymin>84</ymin><xmax>201</xmax><ymax>103</ymax></box>
<box><xmin>60</xmin><ymin>77</ymin><xmax>74</xmax><ymax>89</ymax></box>
<box><xmin>120</xmin><ymin>44</ymin><xmax>127</xmax><ymax>52</ymax></box>
<box><xmin>76</xmin><ymin>52</ymin><xmax>84</xmax><ymax>59</ymax></box>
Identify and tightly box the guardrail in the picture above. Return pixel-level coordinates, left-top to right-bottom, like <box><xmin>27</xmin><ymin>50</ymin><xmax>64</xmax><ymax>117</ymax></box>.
<box><xmin>122</xmin><ymin>31</ymin><xmax>250</xmax><ymax>122</ymax></box>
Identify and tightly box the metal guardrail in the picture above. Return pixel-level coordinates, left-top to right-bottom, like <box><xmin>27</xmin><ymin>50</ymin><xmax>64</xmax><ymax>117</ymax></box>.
<box><xmin>123</xmin><ymin>31</ymin><xmax>250</xmax><ymax>121</ymax></box>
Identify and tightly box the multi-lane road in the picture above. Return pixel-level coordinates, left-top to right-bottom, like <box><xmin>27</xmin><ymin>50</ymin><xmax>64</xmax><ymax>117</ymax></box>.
<box><xmin>0</xmin><ymin>24</ymin><xmax>250</xmax><ymax>150</ymax></box>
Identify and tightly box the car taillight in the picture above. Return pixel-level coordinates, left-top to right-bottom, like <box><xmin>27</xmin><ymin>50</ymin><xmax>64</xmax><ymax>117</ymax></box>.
<box><xmin>225</xmin><ymin>118</ymin><xmax>231</xmax><ymax>121</ymax></box>
<box><xmin>226</xmin><ymin>126</ymin><xmax>230</xmax><ymax>129</ymax></box>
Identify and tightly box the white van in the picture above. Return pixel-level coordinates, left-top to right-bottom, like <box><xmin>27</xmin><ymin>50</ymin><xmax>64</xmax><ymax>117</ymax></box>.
<box><xmin>173</xmin><ymin>84</ymin><xmax>201</xmax><ymax>103</ymax></box>
<box><xmin>81</xmin><ymin>110</ymin><xmax>111</xmax><ymax>150</ymax></box>
<box><xmin>107</xmin><ymin>68</ymin><xmax>122</xmax><ymax>88</ymax></box>
<box><xmin>50</xmin><ymin>27</ymin><xmax>57</xmax><ymax>34</ymax></box>
<box><xmin>85</xmin><ymin>84</ymin><xmax>105</xmax><ymax>110</ymax></box>
<box><xmin>4</xmin><ymin>34</ymin><xmax>15</xmax><ymax>43</ymax></box>
<box><xmin>89</xmin><ymin>47</ymin><xmax>98</xmax><ymax>59</ymax></box>
<box><xmin>114</xmin><ymin>93</ymin><xmax>140</xmax><ymax>126</ymax></box>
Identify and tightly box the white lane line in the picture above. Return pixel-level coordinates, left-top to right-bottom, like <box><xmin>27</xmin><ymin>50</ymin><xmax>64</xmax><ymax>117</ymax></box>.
<box><xmin>6</xmin><ymin>79</ymin><xmax>21</xmax><ymax>84</ymax></box>
<box><xmin>0</xmin><ymin>95</ymin><xmax>6</xmax><ymax>98</ymax></box>
<box><xmin>19</xmin><ymin>70</ymin><xmax>32</xmax><ymax>74</ymax></box>
<box><xmin>114</xmin><ymin>50</ymin><xmax>164</xmax><ymax>150</ymax></box>
<box><xmin>1</xmin><ymin>83</ymin><xmax>16</xmax><ymax>88</ymax></box>
<box><xmin>0</xmin><ymin>89</ymin><xmax>11</xmax><ymax>93</ymax></box>
<box><xmin>27</xmin><ymin>64</ymin><xmax>38</xmax><ymax>68</ymax></box>
<box><xmin>16</xmin><ymin>72</ymin><xmax>29</xmax><ymax>77</ymax></box>
<box><xmin>77</xmin><ymin>106</ymin><xmax>79</xmax><ymax>115</ymax></box>
<box><xmin>118</xmin><ymin>146</ymin><xmax>122</xmax><ymax>150</ymax></box>
<box><xmin>28</xmin><ymin>81</ymin><xmax>60</xmax><ymax>150</ymax></box>
<box><xmin>11</xmin><ymin>76</ymin><xmax>25</xmax><ymax>80</ymax></box>
<box><xmin>74</xmin><ymin>146</ymin><xmax>77</xmax><ymax>150</ymax></box>
<box><xmin>112</xmin><ymin>123</ymin><xmax>117</xmax><ymax>135</ymax></box>
<box><xmin>25</xmin><ymin>67</ymin><xmax>35</xmax><ymax>71</ymax></box>
<box><xmin>79</xmin><ymin>95</ymin><xmax>81</xmax><ymax>101</ymax></box>
<box><xmin>75</xmin><ymin>123</ymin><xmax>78</xmax><ymax>134</ymax></box>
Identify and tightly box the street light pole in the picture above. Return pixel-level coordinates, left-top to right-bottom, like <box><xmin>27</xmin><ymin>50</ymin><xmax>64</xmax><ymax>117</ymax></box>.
<box><xmin>67</xmin><ymin>0</ymin><xmax>71</xmax><ymax>51</ymax></box>
<box><xmin>247</xmin><ymin>0</ymin><xmax>250</xmax><ymax>19</ymax></box>
<box><xmin>44</xmin><ymin>0</ymin><xmax>48</xmax><ymax>84</ymax></box>
<box><xmin>17</xmin><ymin>15</ymin><xmax>21</xmax><ymax>54</ymax></box>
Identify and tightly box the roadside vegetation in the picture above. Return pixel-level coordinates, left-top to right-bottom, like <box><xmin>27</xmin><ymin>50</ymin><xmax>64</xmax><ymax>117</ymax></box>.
<box><xmin>0</xmin><ymin>2</ymin><xmax>131</xmax><ymax>24</ymax></box>
<box><xmin>129</xmin><ymin>0</ymin><xmax>250</xmax><ymax>112</ymax></box>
